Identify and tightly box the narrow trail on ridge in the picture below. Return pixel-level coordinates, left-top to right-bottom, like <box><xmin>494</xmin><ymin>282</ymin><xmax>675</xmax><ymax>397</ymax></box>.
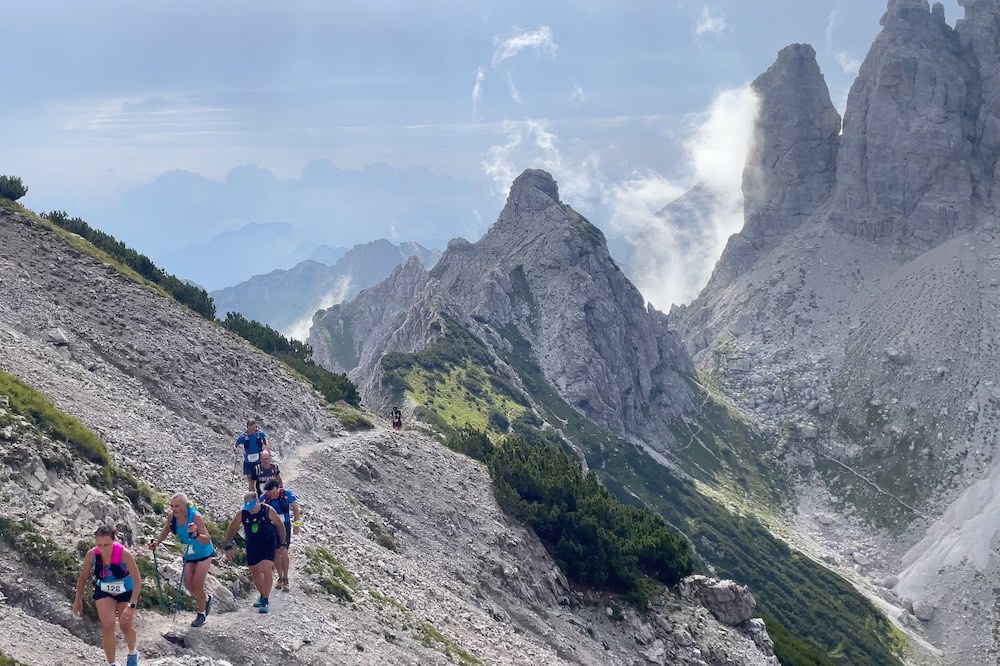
<box><xmin>131</xmin><ymin>423</ymin><xmax>398</xmax><ymax>664</ymax></box>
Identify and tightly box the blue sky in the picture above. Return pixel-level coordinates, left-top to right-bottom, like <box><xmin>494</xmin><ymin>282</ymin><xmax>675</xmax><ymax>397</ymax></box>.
<box><xmin>1</xmin><ymin>1</ymin><xmax>963</xmax><ymax>300</ymax></box>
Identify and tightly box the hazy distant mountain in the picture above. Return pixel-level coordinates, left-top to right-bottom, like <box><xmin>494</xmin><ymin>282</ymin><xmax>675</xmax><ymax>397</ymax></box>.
<box><xmin>158</xmin><ymin>221</ymin><xmax>323</xmax><ymax>290</ymax></box>
<box><xmin>65</xmin><ymin>161</ymin><xmax>491</xmax><ymax>282</ymax></box>
<box><xmin>211</xmin><ymin>238</ymin><xmax>441</xmax><ymax>339</ymax></box>
<box><xmin>307</xmin><ymin>244</ymin><xmax>349</xmax><ymax>265</ymax></box>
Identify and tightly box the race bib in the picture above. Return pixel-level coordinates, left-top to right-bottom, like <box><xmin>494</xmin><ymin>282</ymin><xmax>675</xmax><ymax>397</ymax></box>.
<box><xmin>246</xmin><ymin>452</ymin><xmax>260</xmax><ymax>463</ymax></box>
<box><xmin>99</xmin><ymin>579</ymin><xmax>127</xmax><ymax>595</ymax></box>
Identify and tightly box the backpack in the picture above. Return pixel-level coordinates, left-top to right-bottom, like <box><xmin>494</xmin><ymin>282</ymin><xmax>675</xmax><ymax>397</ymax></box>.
<box><xmin>266</xmin><ymin>489</ymin><xmax>291</xmax><ymax>517</ymax></box>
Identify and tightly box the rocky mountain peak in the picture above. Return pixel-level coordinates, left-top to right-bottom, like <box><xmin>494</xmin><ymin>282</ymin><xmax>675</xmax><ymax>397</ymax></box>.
<box><xmin>510</xmin><ymin>167</ymin><xmax>560</xmax><ymax>204</ymax></box>
<box><xmin>700</xmin><ymin>42</ymin><xmax>840</xmax><ymax>290</ymax></box>
<box><xmin>829</xmin><ymin>0</ymin><xmax>973</xmax><ymax>245</ymax></box>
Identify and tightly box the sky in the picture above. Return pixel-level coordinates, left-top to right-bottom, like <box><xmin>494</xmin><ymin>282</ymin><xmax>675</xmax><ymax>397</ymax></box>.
<box><xmin>1</xmin><ymin>0</ymin><xmax>964</xmax><ymax>302</ymax></box>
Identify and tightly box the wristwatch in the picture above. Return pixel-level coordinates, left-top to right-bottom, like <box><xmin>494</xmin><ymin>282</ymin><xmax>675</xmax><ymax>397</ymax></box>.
<box><xmin>128</xmin><ymin>603</ymin><xmax>137</xmax><ymax>609</ymax></box>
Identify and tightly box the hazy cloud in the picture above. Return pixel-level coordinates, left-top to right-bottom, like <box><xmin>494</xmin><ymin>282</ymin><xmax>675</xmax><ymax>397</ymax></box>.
<box><xmin>506</xmin><ymin>73</ymin><xmax>523</xmax><ymax>103</ymax></box>
<box><xmin>472</xmin><ymin>67</ymin><xmax>485</xmax><ymax>104</ymax></box>
<box><xmin>570</xmin><ymin>83</ymin><xmax>585</xmax><ymax>104</ymax></box>
<box><xmin>607</xmin><ymin>86</ymin><xmax>760</xmax><ymax>309</ymax></box>
<box><xmin>695</xmin><ymin>7</ymin><xmax>727</xmax><ymax>37</ymax></box>
<box><xmin>492</xmin><ymin>26</ymin><xmax>557</xmax><ymax>67</ymax></box>
<box><xmin>834</xmin><ymin>51</ymin><xmax>862</xmax><ymax>74</ymax></box>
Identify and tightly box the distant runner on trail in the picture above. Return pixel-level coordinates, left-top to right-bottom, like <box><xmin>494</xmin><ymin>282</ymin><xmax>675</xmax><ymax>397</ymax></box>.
<box><xmin>251</xmin><ymin>449</ymin><xmax>282</xmax><ymax>495</ymax></box>
<box><xmin>260</xmin><ymin>479</ymin><xmax>301</xmax><ymax>592</ymax></box>
<box><xmin>73</xmin><ymin>525</ymin><xmax>143</xmax><ymax>666</ymax></box>
<box><xmin>223</xmin><ymin>491</ymin><xmax>287</xmax><ymax>613</ymax></box>
<box><xmin>391</xmin><ymin>406</ymin><xmax>402</xmax><ymax>430</ymax></box>
<box><xmin>149</xmin><ymin>493</ymin><xmax>214</xmax><ymax>627</ymax></box>
<box><xmin>235</xmin><ymin>418</ymin><xmax>269</xmax><ymax>491</ymax></box>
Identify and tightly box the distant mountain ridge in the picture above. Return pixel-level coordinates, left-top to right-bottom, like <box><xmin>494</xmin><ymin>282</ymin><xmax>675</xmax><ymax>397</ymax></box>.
<box><xmin>211</xmin><ymin>238</ymin><xmax>440</xmax><ymax>339</ymax></box>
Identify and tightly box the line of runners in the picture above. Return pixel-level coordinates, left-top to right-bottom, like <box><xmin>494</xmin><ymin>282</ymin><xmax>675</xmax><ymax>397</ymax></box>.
<box><xmin>72</xmin><ymin>418</ymin><xmax>300</xmax><ymax>666</ymax></box>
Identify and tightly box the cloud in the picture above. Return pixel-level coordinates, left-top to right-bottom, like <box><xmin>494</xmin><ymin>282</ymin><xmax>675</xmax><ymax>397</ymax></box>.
<box><xmin>472</xmin><ymin>68</ymin><xmax>484</xmax><ymax>104</ymax></box>
<box><xmin>491</xmin><ymin>26</ymin><xmax>557</xmax><ymax>67</ymax></box>
<box><xmin>506</xmin><ymin>73</ymin><xmax>523</xmax><ymax>103</ymax></box>
<box><xmin>834</xmin><ymin>51</ymin><xmax>862</xmax><ymax>75</ymax></box>
<box><xmin>285</xmin><ymin>274</ymin><xmax>352</xmax><ymax>342</ymax></box>
<box><xmin>570</xmin><ymin>83</ymin><xmax>585</xmax><ymax>104</ymax></box>
<box><xmin>609</xmin><ymin>86</ymin><xmax>758</xmax><ymax>309</ymax></box>
<box><xmin>694</xmin><ymin>7</ymin><xmax>727</xmax><ymax>37</ymax></box>
<box><xmin>480</xmin><ymin>119</ymin><xmax>603</xmax><ymax>205</ymax></box>
<box><xmin>825</xmin><ymin>10</ymin><xmax>840</xmax><ymax>49</ymax></box>
<box><xmin>478</xmin><ymin>86</ymin><xmax>759</xmax><ymax>311</ymax></box>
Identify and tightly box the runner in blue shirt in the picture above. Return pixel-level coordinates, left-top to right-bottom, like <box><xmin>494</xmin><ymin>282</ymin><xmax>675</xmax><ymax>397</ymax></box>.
<box><xmin>235</xmin><ymin>418</ymin><xmax>269</xmax><ymax>491</ymax></box>
<box><xmin>261</xmin><ymin>479</ymin><xmax>301</xmax><ymax>592</ymax></box>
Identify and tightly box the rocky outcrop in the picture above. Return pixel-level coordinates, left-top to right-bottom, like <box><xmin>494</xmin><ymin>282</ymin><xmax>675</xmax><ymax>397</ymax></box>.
<box><xmin>312</xmin><ymin>169</ymin><xmax>697</xmax><ymax>447</ymax></box>
<box><xmin>309</xmin><ymin>255</ymin><xmax>430</xmax><ymax>373</ymax></box>
<box><xmin>705</xmin><ymin>43</ymin><xmax>841</xmax><ymax>289</ymax></box>
<box><xmin>679</xmin><ymin>576</ymin><xmax>757</xmax><ymax>626</ymax></box>
<box><xmin>829</xmin><ymin>0</ymin><xmax>975</xmax><ymax>246</ymax></box>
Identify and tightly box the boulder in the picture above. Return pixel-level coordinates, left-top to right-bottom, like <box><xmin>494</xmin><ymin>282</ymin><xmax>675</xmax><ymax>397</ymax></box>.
<box><xmin>679</xmin><ymin>575</ymin><xmax>756</xmax><ymax>625</ymax></box>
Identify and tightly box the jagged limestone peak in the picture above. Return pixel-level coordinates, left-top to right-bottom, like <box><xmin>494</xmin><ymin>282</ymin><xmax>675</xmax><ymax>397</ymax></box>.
<box><xmin>510</xmin><ymin>168</ymin><xmax>560</xmax><ymax>203</ymax></box>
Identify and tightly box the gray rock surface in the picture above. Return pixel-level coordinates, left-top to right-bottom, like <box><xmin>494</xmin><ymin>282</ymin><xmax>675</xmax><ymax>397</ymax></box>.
<box><xmin>679</xmin><ymin>576</ymin><xmax>756</xmax><ymax>626</ymax></box>
<box><xmin>311</xmin><ymin>169</ymin><xmax>697</xmax><ymax>448</ymax></box>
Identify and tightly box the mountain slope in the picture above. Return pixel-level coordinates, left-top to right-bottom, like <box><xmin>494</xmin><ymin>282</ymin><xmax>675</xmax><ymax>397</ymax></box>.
<box><xmin>308</xmin><ymin>170</ymin><xmax>909</xmax><ymax>665</ymax></box>
<box><xmin>0</xmin><ymin>206</ymin><xmax>779</xmax><ymax>665</ymax></box>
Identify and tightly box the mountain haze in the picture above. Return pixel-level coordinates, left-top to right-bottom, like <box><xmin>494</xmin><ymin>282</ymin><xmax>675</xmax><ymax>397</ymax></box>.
<box><xmin>211</xmin><ymin>239</ymin><xmax>440</xmax><ymax>339</ymax></box>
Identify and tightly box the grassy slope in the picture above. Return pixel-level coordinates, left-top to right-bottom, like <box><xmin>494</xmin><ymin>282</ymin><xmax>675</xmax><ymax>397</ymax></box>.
<box><xmin>378</xmin><ymin>317</ymin><xmax>904</xmax><ymax>666</ymax></box>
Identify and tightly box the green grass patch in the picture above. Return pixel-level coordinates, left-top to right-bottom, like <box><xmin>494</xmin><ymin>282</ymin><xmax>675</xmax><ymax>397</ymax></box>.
<box><xmin>330</xmin><ymin>403</ymin><xmax>374</xmax><ymax>431</ymax></box>
<box><xmin>0</xmin><ymin>517</ymin><xmax>78</xmax><ymax>588</ymax></box>
<box><xmin>381</xmin><ymin>316</ymin><xmax>527</xmax><ymax>436</ymax></box>
<box><xmin>0</xmin><ymin>370</ymin><xmax>162</xmax><ymax>514</ymax></box>
<box><xmin>304</xmin><ymin>546</ymin><xmax>357</xmax><ymax>601</ymax></box>
<box><xmin>0</xmin><ymin>652</ymin><xmax>27</xmax><ymax>666</ymax></box>
<box><xmin>0</xmin><ymin>371</ymin><xmax>109</xmax><ymax>467</ymax></box>
<box><xmin>135</xmin><ymin>554</ymin><xmax>196</xmax><ymax>613</ymax></box>
<box><xmin>416</xmin><ymin>621</ymin><xmax>483</xmax><ymax>666</ymax></box>
<box><xmin>821</xmin><ymin>411</ymin><xmax>937</xmax><ymax>533</ymax></box>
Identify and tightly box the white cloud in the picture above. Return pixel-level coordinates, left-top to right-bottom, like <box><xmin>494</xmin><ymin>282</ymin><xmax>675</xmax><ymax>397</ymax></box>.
<box><xmin>695</xmin><ymin>7</ymin><xmax>727</xmax><ymax>37</ymax></box>
<box><xmin>570</xmin><ymin>83</ymin><xmax>585</xmax><ymax>104</ymax></box>
<box><xmin>491</xmin><ymin>26</ymin><xmax>557</xmax><ymax>67</ymax></box>
<box><xmin>479</xmin><ymin>86</ymin><xmax>759</xmax><ymax>311</ymax></box>
<box><xmin>834</xmin><ymin>51</ymin><xmax>862</xmax><ymax>75</ymax></box>
<box><xmin>606</xmin><ymin>86</ymin><xmax>759</xmax><ymax>309</ymax></box>
<box><xmin>506</xmin><ymin>73</ymin><xmax>523</xmax><ymax>103</ymax></box>
<box><xmin>480</xmin><ymin>119</ymin><xmax>602</xmax><ymax>204</ymax></box>
<box><xmin>825</xmin><ymin>9</ymin><xmax>839</xmax><ymax>49</ymax></box>
<box><xmin>471</xmin><ymin>68</ymin><xmax>484</xmax><ymax>104</ymax></box>
<box><xmin>285</xmin><ymin>274</ymin><xmax>353</xmax><ymax>342</ymax></box>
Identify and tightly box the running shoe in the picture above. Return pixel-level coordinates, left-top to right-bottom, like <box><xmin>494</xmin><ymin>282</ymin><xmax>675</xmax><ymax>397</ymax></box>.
<box><xmin>205</xmin><ymin>594</ymin><xmax>213</xmax><ymax>617</ymax></box>
<box><xmin>259</xmin><ymin>598</ymin><xmax>269</xmax><ymax>614</ymax></box>
<box><xmin>126</xmin><ymin>652</ymin><xmax>139</xmax><ymax>666</ymax></box>
<box><xmin>190</xmin><ymin>613</ymin><xmax>206</xmax><ymax>628</ymax></box>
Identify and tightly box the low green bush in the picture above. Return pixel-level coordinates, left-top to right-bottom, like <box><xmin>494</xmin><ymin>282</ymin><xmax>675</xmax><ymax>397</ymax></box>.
<box><xmin>0</xmin><ymin>175</ymin><xmax>28</xmax><ymax>201</ymax></box>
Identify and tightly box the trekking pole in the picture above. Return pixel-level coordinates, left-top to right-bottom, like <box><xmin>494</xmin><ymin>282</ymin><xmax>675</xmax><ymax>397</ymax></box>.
<box><xmin>151</xmin><ymin>546</ymin><xmax>167</xmax><ymax>612</ymax></box>
<box><xmin>173</xmin><ymin>542</ymin><xmax>192</xmax><ymax>621</ymax></box>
